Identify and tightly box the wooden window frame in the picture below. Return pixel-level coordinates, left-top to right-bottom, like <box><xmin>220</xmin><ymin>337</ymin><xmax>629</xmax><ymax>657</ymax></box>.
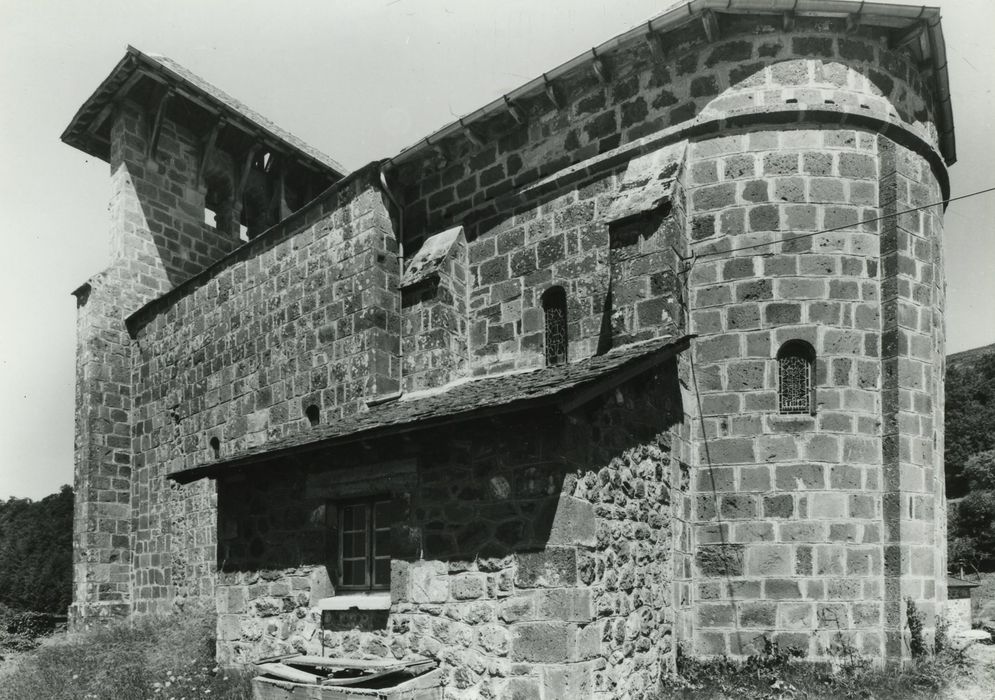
<box><xmin>335</xmin><ymin>497</ymin><xmax>392</xmax><ymax>592</ymax></box>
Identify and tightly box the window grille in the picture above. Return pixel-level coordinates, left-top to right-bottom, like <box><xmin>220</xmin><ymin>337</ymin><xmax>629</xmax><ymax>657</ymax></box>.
<box><xmin>777</xmin><ymin>340</ymin><xmax>815</xmax><ymax>415</ymax></box>
<box><xmin>542</xmin><ymin>287</ymin><xmax>568</xmax><ymax>366</ymax></box>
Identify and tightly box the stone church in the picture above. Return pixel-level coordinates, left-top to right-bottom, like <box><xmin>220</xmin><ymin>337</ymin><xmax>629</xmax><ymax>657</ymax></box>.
<box><xmin>63</xmin><ymin>1</ymin><xmax>955</xmax><ymax>697</ymax></box>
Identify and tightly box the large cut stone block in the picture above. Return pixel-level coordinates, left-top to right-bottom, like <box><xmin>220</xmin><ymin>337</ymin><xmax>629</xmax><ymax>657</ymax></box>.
<box><xmin>407</xmin><ymin>561</ymin><xmax>449</xmax><ymax>603</ymax></box>
<box><xmin>745</xmin><ymin>544</ymin><xmax>793</xmax><ymax>576</ymax></box>
<box><xmin>515</xmin><ymin>547</ymin><xmax>577</xmax><ymax>588</ymax></box>
<box><xmin>546</xmin><ymin>496</ymin><xmax>596</xmax><ymax>547</ymax></box>
<box><xmin>536</xmin><ymin>589</ymin><xmax>594</xmax><ymax>622</ymax></box>
<box><xmin>510</xmin><ymin>621</ymin><xmax>577</xmax><ymax>662</ymax></box>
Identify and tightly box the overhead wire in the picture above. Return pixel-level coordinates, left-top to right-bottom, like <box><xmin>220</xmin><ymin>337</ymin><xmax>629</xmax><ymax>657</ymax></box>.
<box><xmin>692</xmin><ymin>185</ymin><xmax>995</xmax><ymax>260</ymax></box>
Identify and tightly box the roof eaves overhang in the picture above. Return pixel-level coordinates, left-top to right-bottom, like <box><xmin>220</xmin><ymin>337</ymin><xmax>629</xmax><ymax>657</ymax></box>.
<box><xmin>384</xmin><ymin>0</ymin><xmax>955</xmax><ymax>169</ymax></box>
<box><xmin>168</xmin><ymin>335</ymin><xmax>693</xmax><ymax>484</ymax></box>
<box><xmin>61</xmin><ymin>46</ymin><xmax>349</xmax><ymax>178</ymax></box>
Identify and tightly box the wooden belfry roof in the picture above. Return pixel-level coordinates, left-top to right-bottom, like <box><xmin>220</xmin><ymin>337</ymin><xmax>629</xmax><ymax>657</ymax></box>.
<box><xmin>61</xmin><ymin>46</ymin><xmax>348</xmax><ymax>179</ymax></box>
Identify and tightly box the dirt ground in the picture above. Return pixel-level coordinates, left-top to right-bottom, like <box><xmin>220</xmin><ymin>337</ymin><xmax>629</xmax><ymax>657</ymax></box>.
<box><xmin>942</xmin><ymin>642</ymin><xmax>995</xmax><ymax>700</ymax></box>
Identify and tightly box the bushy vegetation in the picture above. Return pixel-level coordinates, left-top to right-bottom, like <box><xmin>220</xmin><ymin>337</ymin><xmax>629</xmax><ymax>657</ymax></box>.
<box><xmin>945</xmin><ymin>344</ymin><xmax>995</xmax><ymax>573</ymax></box>
<box><xmin>0</xmin><ymin>485</ymin><xmax>73</xmax><ymax>614</ymax></box>
<box><xmin>945</xmin><ymin>344</ymin><xmax>995</xmax><ymax>498</ymax></box>
<box><xmin>0</xmin><ymin>602</ymin><xmax>64</xmax><ymax>655</ymax></box>
<box><xmin>659</xmin><ymin>630</ymin><xmax>979</xmax><ymax>700</ymax></box>
<box><xmin>948</xmin><ymin>450</ymin><xmax>995</xmax><ymax>571</ymax></box>
<box><xmin>0</xmin><ymin>612</ymin><xmax>254</xmax><ymax>700</ymax></box>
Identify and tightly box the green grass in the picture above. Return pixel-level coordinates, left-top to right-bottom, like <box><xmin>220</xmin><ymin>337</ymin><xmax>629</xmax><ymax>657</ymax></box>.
<box><xmin>658</xmin><ymin>635</ymin><xmax>985</xmax><ymax>700</ymax></box>
<box><xmin>0</xmin><ymin>613</ymin><xmax>254</xmax><ymax>700</ymax></box>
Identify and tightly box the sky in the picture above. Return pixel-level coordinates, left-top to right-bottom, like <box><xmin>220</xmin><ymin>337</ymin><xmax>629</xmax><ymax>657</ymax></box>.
<box><xmin>0</xmin><ymin>0</ymin><xmax>993</xmax><ymax>500</ymax></box>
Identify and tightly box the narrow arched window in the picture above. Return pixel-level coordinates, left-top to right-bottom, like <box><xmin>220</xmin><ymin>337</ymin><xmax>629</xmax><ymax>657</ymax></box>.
<box><xmin>542</xmin><ymin>286</ymin><xmax>568</xmax><ymax>366</ymax></box>
<box><xmin>777</xmin><ymin>340</ymin><xmax>815</xmax><ymax>415</ymax></box>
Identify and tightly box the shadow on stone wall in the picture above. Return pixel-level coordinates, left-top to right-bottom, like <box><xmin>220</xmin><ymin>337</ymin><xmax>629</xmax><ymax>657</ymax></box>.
<box><xmin>215</xmin><ymin>358</ymin><xmax>685</xmax><ymax>575</ymax></box>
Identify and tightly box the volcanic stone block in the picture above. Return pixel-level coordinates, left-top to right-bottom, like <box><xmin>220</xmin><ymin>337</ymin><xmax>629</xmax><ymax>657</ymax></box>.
<box><xmin>745</xmin><ymin>544</ymin><xmax>793</xmax><ymax>576</ymax></box>
<box><xmin>510</xmin><ymin>621</ymin><xmax>576</xmax><ymax>662</ymax></box>
<box><xmin>546</xmin><ymin>496</ymin><xmax>596</xmax><ymax>547</ymax></box>
<box><xmin>515</xmin><ymin>548</ymin><xmax>578</xmax><ymax>588</ymax></box>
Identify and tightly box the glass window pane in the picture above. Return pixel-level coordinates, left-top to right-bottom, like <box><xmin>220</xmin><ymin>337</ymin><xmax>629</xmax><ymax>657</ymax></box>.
<box><xmin>343</xmin><ymin>559</ymin><xmax>366</xmax><ymax>587</ymax></box>
<box><xmin>351</xmin><ymin>531</ymin><xmax>368</xmax><ymax>558</ymax></box>
<box><xmin>334</xmin><ymin>498</ymin><xmax>393</xmax><ymax>591</ymax></box>
<box><xmin>348</xmin><ymin>504</ymin><xmax>368</xmax><ymax>530</ymax></box>
<box><xmin>374</xmin><ymin>529</ymin><xmax>390</xmax><ymax>556</ymax></box>
<box><xmin>373</xmin><ymin>559</ymin><xmax>390</xmax><ymax>587</ymax></box>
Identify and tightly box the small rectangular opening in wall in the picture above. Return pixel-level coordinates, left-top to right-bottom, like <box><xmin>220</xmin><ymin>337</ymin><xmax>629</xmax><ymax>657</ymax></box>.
<box><xmin>239</xmin><ymin>224</ymin><xmax>249</xmax><ymax>242</ymax></box>
<box><xmin>204</xmin><ymin>207</ymin><xmax>217</xmax><ymax>228</ymax></box>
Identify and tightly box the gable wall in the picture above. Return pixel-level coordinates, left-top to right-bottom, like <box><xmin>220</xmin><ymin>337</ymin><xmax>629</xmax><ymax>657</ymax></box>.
<box><xmin>127</xmin><ymin>170</ymin><xmax>400</xmax><ymax>613</ymax></box>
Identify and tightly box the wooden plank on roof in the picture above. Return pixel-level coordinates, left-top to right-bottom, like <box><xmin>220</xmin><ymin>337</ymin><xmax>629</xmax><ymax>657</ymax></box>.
<box><xmin>289</xmin><ymin>655</ymin><xmax>432</xmax><ymax>670</ymax></box>
<box><xmin>256</xmin><ymin>663</ymin><xmax>323</xmax><ymax>684</ymax></box>
<box><xmin>320</xmin><ymin>662</ymin><xmax>436</xmax><ymax>687</ymax></box>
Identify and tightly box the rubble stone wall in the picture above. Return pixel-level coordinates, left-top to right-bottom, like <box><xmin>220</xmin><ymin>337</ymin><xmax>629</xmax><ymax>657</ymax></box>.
<box><xmin>213</xmin><ymin>367</ymin><xmax>684</xmax><ymax>699</ymax></box>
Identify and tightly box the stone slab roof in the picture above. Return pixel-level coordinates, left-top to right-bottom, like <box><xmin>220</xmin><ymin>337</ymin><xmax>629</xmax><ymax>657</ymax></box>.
<box><xmin>604</xmin><ymin>141</ymin><xmax>687</xmax><ymax>223</ymax></box>
<box><xmin>169</xmin><ymin>334</ymin><xmax>692</xmax><ymax>483</ymax></box>
<box><xmin>386</xmin><ymin>0</ymin><xmax>954</xmax><ymax>169</ymax></box>
<box><xmin>62</xmin><ymin>46</ymin><xmax>348</xmax><ymax>178</ymax></box>
<box><xmin>401</xmin><ymin>226</ymin><xmax>464</xmax><ymax>288</ymax></box>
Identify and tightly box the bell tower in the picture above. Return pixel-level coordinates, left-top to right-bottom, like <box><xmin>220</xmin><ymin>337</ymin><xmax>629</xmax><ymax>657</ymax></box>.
<box><xmin>62</xmin><ymin>47</ymin><xmax>345</xmax><ymax>625</ymax></box>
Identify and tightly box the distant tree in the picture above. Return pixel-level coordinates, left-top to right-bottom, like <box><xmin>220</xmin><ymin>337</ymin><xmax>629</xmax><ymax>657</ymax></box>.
<box><xmin>962</xmin><ymin>450</ymin><xmax>995</xmax><ymax>491</ymax></box>
<box><xmin>948</xmin><ymin>490</ymin><xmax>995</xmax><ymax>571</ymax></box>
<box><xmin>0</xmin><ymin>485</ymin><xmax>73</xmax><ymax>614</ymax></box>
<box><xmin>946</xmin><ymin>349</ymin><xmax>995</xmax><ymax>497</ymax></box>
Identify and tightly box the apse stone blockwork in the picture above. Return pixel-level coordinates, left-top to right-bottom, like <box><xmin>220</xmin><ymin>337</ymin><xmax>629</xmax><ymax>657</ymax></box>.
<box><xmin>64</xmin><ymin>2</ymin><xmax>955</xmax><ymax>697</ymax></box>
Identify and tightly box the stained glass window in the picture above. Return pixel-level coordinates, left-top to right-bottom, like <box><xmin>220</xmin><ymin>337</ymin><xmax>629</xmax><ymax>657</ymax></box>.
<box><xmin>337</xmin><ymin>498</ymin><xmax>392</xmax><ymax>590</ymax></box>
<box><xmin>777</xmin><ymin>341</ymin><xmax>815</xmax><ymax>415</ymax></box>
<box><xmin>543</xmin><ymin>287</ymin><xmax>568</xmax><ymax>366</ymax></box>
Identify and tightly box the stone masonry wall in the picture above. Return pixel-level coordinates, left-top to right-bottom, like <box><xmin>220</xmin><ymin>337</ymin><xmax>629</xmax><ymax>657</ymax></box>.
<box><xmin>878</xmin><ymin>138</ymin><xmax>947</xmax><ymax>655</ymax></box>
<box><xmin>463</xmin><ymin>172</ymin><xmax>617</xmax><ymax>373</ymax></box>
<box><xmin>682</xmin><ymin>128</ymin><xmax>944</xmax><ymax>661</ymax></box>
<box><xmin>397</xmin><ymin>18</ymin><xmax>938</xmax><ymax>243</ymax></box>
<box><xmin>72</xmin><ymin>273</ymin><xmax>136</xmax><ymax>624</ymax></box>
<box><xmin>110</xmin><ymin>100</ymin><xmax>242</xmax><ymax>294</ymax></box>
<box><xmin>213</xmin><ymin>366</ymin><xmax>684</xmax><ymax>699</ymax></box>
<box><xmin>387</xmin><ymin>17</ymin><xmax>942</xmax><ymax>389</ymax></box>
<box><xmin>686</xmin><ymin>126</ymin><xmax>888</xmax><ymax>658</ymax></box>
<box><xmin>401</xmin><ymin>231</ymin><xmax>470</xmax><ymax>392</ymax></box>
<box><xmin>128</xmin><ymin>167</ymin><xmax>400</xmax><ymax>614</ymax></box>
<box><xmin>72</xmin><ymin>100</ymin><xmax>243</xmax><ymax>626</ymax></box>
<box><xmin>549</xmin><ymin>18</ymin><xmax>962</xmax><ymax>661</ymax></box>
<box><xmin>71</xmin><ymin>4</ymin><xmax>952</xmax><ymax>674</ymax></box>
